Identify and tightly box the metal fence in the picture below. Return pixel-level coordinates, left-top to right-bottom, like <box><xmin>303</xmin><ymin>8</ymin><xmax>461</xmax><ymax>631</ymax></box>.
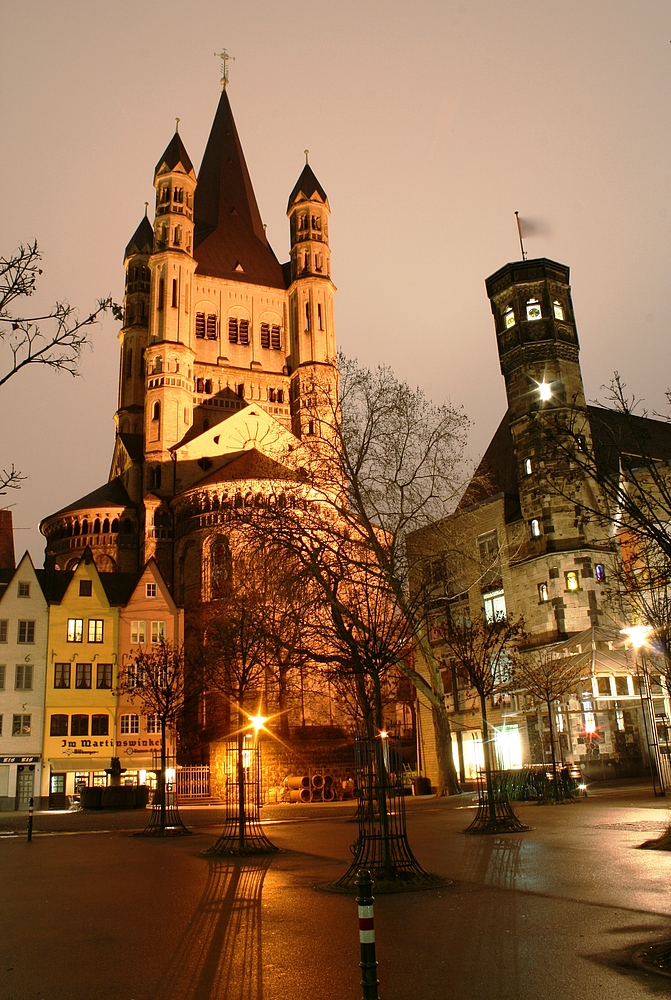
<box><xmin>177</xmin><ymin>766</ymin><xmax>211</xmax><ymax>798</ymax></box>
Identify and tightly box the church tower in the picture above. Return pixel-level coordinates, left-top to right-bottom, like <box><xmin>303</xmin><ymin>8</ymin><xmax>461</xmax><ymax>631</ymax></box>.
<box><xmin>486</xmin><ymin>257</ymin><xmax>597</xmax><ymax>549</ymax></box>
<box><xmin>286</xmin><ymin>162</ymin><xmax>338</xmax><ymax>439</ymax></box>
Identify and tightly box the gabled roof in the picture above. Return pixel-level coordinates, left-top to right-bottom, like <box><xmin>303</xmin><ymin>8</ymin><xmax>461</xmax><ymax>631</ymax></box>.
<box><xmin>154</xmin><ymin>131</ymin><xmax>194</xmax><ymax>179</ymax></box>
<box><xmin>47</xmin><ymin>477</ymin><xmax>133</xmax><ymax>520</ymax></box>
<box><xmin>124</xmin><ymin>215</ymin><xmax>154</xmax><ymax>261</ymax></box>
<box><xmin>194</xmin><ymin>448</ymin><xmax>299</xmax><ymax>487</ymax></box>
<box><xmin>287</xmin><ymin>163</ymin><xmax>329</xmax><ymax>211</ymax></box>
<box><xmin>193</xmin><ymin>89</ymin><xmax>285</xmax><ymax>288</ymax></box>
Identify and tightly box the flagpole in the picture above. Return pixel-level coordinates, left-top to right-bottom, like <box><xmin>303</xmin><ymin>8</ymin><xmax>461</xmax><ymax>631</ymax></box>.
<box><xmin>514</xmin><ymin>212</ymin><xmax>527</xmax><ymax>261</ymax></box>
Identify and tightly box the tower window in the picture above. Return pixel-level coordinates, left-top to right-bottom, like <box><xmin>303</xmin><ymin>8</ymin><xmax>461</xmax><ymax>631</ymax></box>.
<box><xmin>206</xmin><ymin>314</ymin><xmax>218</xmax><ymax>340</ymax></box>
<box><xmin>204</xmin><ymin>380</ymin><xmax>212</xmax><ymax>394</ymax></box>
<box><xmin>153</xmin><ymin>356</ymin><xmax>163</xmax><ymax>374</ymax></box>
<box><xmin>152</xmin><ymin>401</ymin><xmax>161</xmax><ymax>421</ymax></box>
<box><xmin>526</xmin><ymin>298</ymin><xmax>542</xmax><ymax>321</ymax></box>
<box><xmin>269</xmin><ymin>388</ymin><xmax>277</xmax><ymax>403</ymax></box>
<box><xmin>315</xmin><ymin>254</ymin><xmax>323</xmax><ymax>272</ymax></box>
<box><xmin>271</xmin><ymin>325</ymin><xmax>281</xmax><ymax>350</ymax></box>
<box><xmin>171</xmin><ymin>279</ymin><xmax>178</xmax><ymax>307</ymax></box>
<box><xmin>298</xmin><ymin>214</ymin><xmax>308</xmax><ymax>231</ymax></box>
<box><xmin>125</xmin><ymin>347</ymin><xmax>133</xmax><ymax>377</ymax></box>
<box><xmin>553</xmin><ymin>300</ymin><xmax>564</xmax><ymax>320</ymax></box>
<box><xmin>524</xmin><ymin>458</ymin><xmax>532</xmax><ymax>476</ymax></box>
<box><xmin>158</xmin><ymin>279</ymin><xmax>165</xmax><ymax>311</ymax></box>
<box><xmin>303</xmin><ymin>253</ymin><xmax>309</xmax><ymax>271</ymax></box>
<box><xmin>317</xmin><ymin>304</ymin><xmax>323</xmax><ymax>330</ymax></box>
<box><xmin>239</xmin><ymin>319</ymin><xmax>249</xmax><ymax>345</ymax></box>
<box><xmin>504</xmin><ymin>307</ymin><xmax>515</xmax><ymax>329</ymax></box>
<box><xmin>530</xmin><ymin>519</ymin><xmax>541</xmax><ymax>538</ymax></box>
<box><xmin>311</xmin><ymin>215</ymin><xmax>321</xmax><ymax>230</ymax></box>
<box><xmin>538</xmin><ymin>582</ymin><xmax>549</xmax><ymax>603</ymax></box>
<box><xmin>174</xmin><ymin>226</ymin><xmax>182</xmax><ymax>246</ymax></box>
<box><xmin>260</xmin><ymin>323</ymin><xmax>270</xmax><ymax>348</ymax></box>
<box><xmin>160</xmin><ymin>186</ymin><xmax>170</xmax><ymax>203</ymax></box>
<box><xmin>196</xmin><ymin>378</ymin><xmax>204</xmax><ymax>393</ymax></box>
<box><xmin>576</xmin><ymin>434</ymin><xmax>587</xmax><ymax>453</ymax></box>
<box><xmin>305</xmin><ymin>303</ymin><xmax>311</xmax><ymax>332</ymax></box>
<box><xmin>228</xmin><ymin>318</ymin><xmax>239</xmax><ymax>344</ymax></box>
<box><xmin>595</xmin><ymin>564</ymin><xmax>606</xmax><ymax>583</ymax></box>
<box><xmin>277</xmin><ymin>389</ymin><xmax>284</xmax><ymax>404</ymax></box>
<box><xmin>565</xmin><ymin>571</ymin><xmax>580</xmax><ymax>592</ymax></box>
<box><xmin>195</xmin><ymin>312</ymin><xmax>205</xmax><ymax>338</ymax></box>
<box><xmin>173</xmin><ymin>187</ymin><xmax>183</xmax><ymax>203</ymax></box>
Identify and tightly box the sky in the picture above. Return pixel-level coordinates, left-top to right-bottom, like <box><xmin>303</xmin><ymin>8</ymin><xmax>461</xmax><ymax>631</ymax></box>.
<box><xmin>1</xmin><ymin>0</ymin><xmax>670</xmax><ymax>564</ymax></box>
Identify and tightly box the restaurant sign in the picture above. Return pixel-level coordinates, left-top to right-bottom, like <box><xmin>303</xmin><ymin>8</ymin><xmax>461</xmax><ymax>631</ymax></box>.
<box><xmin>0</xmin><ymin>755</ymin><xmax>41</xmax><ymax>764</ymax></box>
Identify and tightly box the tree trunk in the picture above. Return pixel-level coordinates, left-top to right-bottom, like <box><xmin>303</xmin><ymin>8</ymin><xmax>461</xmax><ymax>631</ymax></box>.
<box><xmin>480</xmin><ymin>693</ymin><xmax>496</xmax><ymax>828</ymax></box>
<box><xmin>160</xmin><ymin>723</ymin><xmax>167</xmax><ymax>833</ymax></box>
<box><xmin>429</xmin><ymin>697</ymin><xmax>461</xmax><ymax>795</ymax></box>
<box><xmin>237</xmin><ymin>703</ymin><xmax>246</xmax><ymax>851</ymax></box>
<box><xmin>546</xmin><ymin>698</ymin><xmax>560</xmax><ymax>801</ymax></box>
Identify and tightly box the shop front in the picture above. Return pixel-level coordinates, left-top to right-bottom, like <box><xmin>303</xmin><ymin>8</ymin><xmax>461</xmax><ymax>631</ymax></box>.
<box><xmin>0</xmin><ymin>755</ymin><xmax>42</xmax><ymax>811</ymax></box>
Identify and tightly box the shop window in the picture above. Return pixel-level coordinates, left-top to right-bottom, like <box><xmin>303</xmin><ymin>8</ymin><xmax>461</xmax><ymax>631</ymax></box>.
<box><xmin>565</xmin><ymin>571</ymin><xmax>580</xmax><ymax>592</ymax></box>
<box><xmin>91</xmin><ymin>715</ymin><xmax>109</xmax><ymax>736</ymax></box>
<box><xmin>79</xmin><ymin>580</ymin><xmax>92</xmax><ymax>597</ymax></box>
<box><xmin>97</xmin><ymin>663</ymin><xmax>112</xmax><ymax>689</ymax></box>
<box><xmin>75</xmin><ymin>663</ymin><xmax>92</xmax><ymax>689</ymax></box>
<box><xmin>17</xmin><ymin>620</ymin><xmax>35</xmax><ymax>644</ymax></box>
<box><xmin>88</xmin><ymin>619</ymin><xmax>104</xmax><ymax>643</ymax></box>
<box><xmin>67</xmin><ymin>618</ymin><xmax>83</xmax><ymax>643</ymax></box>
<box><xmin>71</xmin><ymin>714</ymin><xmax>89</xmax><ymax>736</ymax></box>
<box><xmin>15</xmin><ymin>664</ymin><xmax>32</xmax><ymax>690</ymax></box>
<box><xmin>54</xmin><ymin>663</ymin><xmax>71</xmax><ymax>689</ymax></box>
<box><xmin>50</xmin><ymin>714</ymin><xmax>68</xmax><ymax>737</ymax></box>
<box><xmin>483</xmin><ymin>588</ymin><xmax>506</xmax><ymax>623</ymax></box>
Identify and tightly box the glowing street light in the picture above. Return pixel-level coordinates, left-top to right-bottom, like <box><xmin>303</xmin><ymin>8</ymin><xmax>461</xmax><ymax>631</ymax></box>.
<box><xmin>248</xmin><ymin>714</ymin><xmax>268</xmax><ymax>733</ymax></box>
<box><xmin>538</xmin><ymin>381</ymin><xmax>552</xmax><ymax>401</ymax></box>
<box><xmin>620</xmin><ymin>625</ymin><xmax>652</xmax><ymax>649</ymax></box>
<box><xmin>379</xmin><ymin>730</ymin><xmax>388</xmax><ymax>739</ymax></box>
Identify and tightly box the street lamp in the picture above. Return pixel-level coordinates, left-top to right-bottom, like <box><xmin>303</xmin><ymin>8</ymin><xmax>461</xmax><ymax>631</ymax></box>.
<box><xmin>620</xmin><ymin>625</ymin><xmax>665</xmax><ymax>796</ymax></box>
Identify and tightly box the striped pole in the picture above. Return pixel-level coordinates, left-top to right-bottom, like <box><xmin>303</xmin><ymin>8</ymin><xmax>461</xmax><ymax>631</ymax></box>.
<box><xmin>27</xmin><ymin>796</ymin><xmax>34</xmax><ymax>842</ymax></box>
<box><xmin>356</xmin><ymin>869</ymin><xmax>379</xmax><ymax>999</ymax></box>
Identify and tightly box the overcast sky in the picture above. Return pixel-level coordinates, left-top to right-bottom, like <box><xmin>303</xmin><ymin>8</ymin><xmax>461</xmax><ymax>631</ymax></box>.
<box><xmin>1</xmin><ymin>0</ymin><xmax>670</xmax><ymax>564</ymax></box>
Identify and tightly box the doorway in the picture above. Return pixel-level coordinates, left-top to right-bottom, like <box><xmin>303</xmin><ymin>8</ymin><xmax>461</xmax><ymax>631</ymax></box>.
<box><xmin>15</xmin><ymin>766</ymin><xmax>35</xmax><ymax>810</ymax></box>
<box><xmin>49</xmin><ymin>772</ymin><xmax>67</xmax><ymax>810</ymax></box>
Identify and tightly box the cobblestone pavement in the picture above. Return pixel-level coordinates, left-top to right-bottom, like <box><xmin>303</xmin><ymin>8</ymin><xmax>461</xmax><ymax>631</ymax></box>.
<box><xmin>2</xmin><ymin>780</ymin><xmax>671</xmax><ymax>999</ymax></box>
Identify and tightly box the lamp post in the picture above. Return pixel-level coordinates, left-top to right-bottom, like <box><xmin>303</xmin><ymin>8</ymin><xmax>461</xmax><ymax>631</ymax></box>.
<box><xmin>621</xmin><ymin>625</ymin><xmax>666</xmax><ymax>797</ymax></box>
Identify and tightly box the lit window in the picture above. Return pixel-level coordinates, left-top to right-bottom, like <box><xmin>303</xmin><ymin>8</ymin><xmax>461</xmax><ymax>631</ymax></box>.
<box><xmin>54</xmin><ymin>663</ymin><xmax>71</xmax><ymax>689</ymax></box>
<box><xmin>576</xmin><ymin>434</ymin><xmax>587</xmax><ymax>453</ymax></box>
<box><xmin>131</xmin><ymin>621</ymin><xmax>146</xmax><ymax>644</ymax></box>
<box><xmin>18</xmin><ymin>582</ymin><xmax>30</xmax><ymax>597</ymax></box>
<box><xmin>79</xmin><ymin>580</ymin><xmax>92</xmax><ymax>597</ymax></box>
<box><xmin>553</xmin><ymin>300</ymin><xmax>564</xmax><ymax>320</ymax></box>
<box><xmin>538</xmin><ymin>582</ymin><xmax>549</xmax><ymax>603</ymax></box>
<box><xmin>504</xmin><ymin>308</ymin><xmax>515</xmax><ymax>329</ymax></box>
<box><xmin>595</xmin><ymin>564</ymin><xmax>606</xmax><ymax>583</ymax></box>
<box><xmin>75</xmin><ymin>663</ymin><xmax>92</xmax><ymax>689</ymax></box>
<box><xmin>565</xmin><ymin>571</ymin><xmax>580</xmax><ymax>592</ymax></box>
<box><xmin>97</xmin><ymin>663</ymin><xmax>112</xmax><ymax>689</ymax></box>
<box><xmin>483</xmin><ymin>588</ymin><xmax>507</xmax><ymax>623</ymax></box>
<box><xmin>524</xmin><ymin>458</ymin><xmax>532</xmax><ymax>476</ymax></box>
<box><xmin>583</xmin><ymin>711</ymin><xmax>596</xmax><ymax>735</ymax></box>
<box><xmin>15</xmin><ymin>665</ymin><xmax>32</xmax><ymax>690</ymax></box>
<box><xmin>12</xmin><ymin>714</ymin><xmax>31</xmax><ymax>736</ymax></box>
<box><xmin>151</xmin><ymin>621</ymin><xmax>166</xmax><ymax>644</ymax></box>
<box><xmin>88</xmin><ymin>619</ymin><xmax>104</xmax><ymax>643</ymax></box>
<box><xmin>18</xmin><ymin>620</ymin><xmax>35</xmax><ymax>644</ymax></box>
<box><xmin>526</xmin><ymin>298</ymin><xmax>542</xmax><ymax>321</ymax></box>
<box><xmin>67</xmin><ymin>619</ymin><xmax>84</xmax><ymax>643</ymax></box>
<box><xmin>530</xmin><ymin>519</ymin><xmax>541</xmax><ymax>538</ymax></box>
<box><xmin>146</xmin><ymin>583</ymin><xmax>157</xmax><ymax>599</ymax></box>
<box><xmin>121</xmin><ymin>714</ymin><xmax>140</xmax><ymax>735</ymax></box>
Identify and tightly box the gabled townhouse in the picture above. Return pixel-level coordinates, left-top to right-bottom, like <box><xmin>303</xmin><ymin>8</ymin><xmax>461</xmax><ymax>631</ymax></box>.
<box><xmin>0</xmin><ymin>550</ymin><xmax>49</xmax><ymax>809</ymax></box>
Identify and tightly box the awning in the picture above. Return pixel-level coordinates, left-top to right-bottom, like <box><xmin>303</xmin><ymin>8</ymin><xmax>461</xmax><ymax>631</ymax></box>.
<box><xmin>47</xmin><ymin>758</ymin><xmax>113</xmax><ymax>771</ymax></box>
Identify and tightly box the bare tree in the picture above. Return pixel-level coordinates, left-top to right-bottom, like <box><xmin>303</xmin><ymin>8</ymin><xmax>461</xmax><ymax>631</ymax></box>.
<box><xmin>0</xmin><ymin>241</ymin><xmax>121</xmax><ymax>493</ymax></box>
<box><xmin>441</xmin><ymin>611</ymin><xmax>525</xmax><ymax>823</ymax></box>
<box><xmin>512</xmin><ymin>647</ymin><xmax>585</xmax><ymax>800</ymax></box>
<box><xmin>119</xmin><ymin>640</ymin><xmax>189</xmax><ymax>834</ymax></box>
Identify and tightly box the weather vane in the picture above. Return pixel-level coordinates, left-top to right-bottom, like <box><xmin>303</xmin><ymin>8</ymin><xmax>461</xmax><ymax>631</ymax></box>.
<box><xmin>215</xmin><ymin>48</ymin><xmax>235</xmax><ymax>89</ymax></box>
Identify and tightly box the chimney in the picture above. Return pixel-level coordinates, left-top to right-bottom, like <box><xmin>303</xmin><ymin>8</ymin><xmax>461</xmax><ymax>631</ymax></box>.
<box><xmin>0</xmin><ymin>510</ymin><xmax>16</xmax><ymax>571</ymax></box>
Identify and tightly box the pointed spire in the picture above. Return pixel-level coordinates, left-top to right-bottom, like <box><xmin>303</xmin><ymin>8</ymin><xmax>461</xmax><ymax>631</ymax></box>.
<box><xmin>287</xmin><ymin>162</ymin><xmax>329</xmax><ymax>212</ymax></box>
<box><xmin>193</xmin><ymin>88</ymin><xmax>285</xmax><ymax>288</ymax></box>
<box><xmin>124</xmin><ymin>213</ymin><xmax>154</xmax><ymax>261</ymax></box>
<box><xmin>154</xmin><ymin>130</ymin><xmax>194</xmax><ymax>179</ymax></box>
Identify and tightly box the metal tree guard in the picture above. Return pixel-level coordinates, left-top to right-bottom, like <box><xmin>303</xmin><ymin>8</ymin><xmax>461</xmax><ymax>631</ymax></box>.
<box><xmin>141</xmin><ymin>752</ymin><xmax>190</xmax><ymax>837</ymax></box>
<box><xmin>465</xmin><ymin>768</ymin><xmax>530</xmax><ymax>834</ymax></box>
<box><xmin>205</xmin><ymin>738</ymin><xmax>278</xmax><ymax>856</ymax></box>
<box><xmin>331</xmin><ymin>731</ymin><xmax>444</xmax><ymax>893</ymax></box>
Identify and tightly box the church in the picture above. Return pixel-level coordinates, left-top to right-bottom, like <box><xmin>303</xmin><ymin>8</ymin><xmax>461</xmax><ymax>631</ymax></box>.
<box><xmin>40</xmin><ymin>85</ymin><xmax>337</xmax><ymax>610</ymax></box>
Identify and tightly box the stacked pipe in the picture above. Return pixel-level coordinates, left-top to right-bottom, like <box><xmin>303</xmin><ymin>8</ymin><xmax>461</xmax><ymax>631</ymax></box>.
<box><xmin>285</xmin><ymin>775</ymin><xmax>312</xmax><ymax>803</ymax></box>
<box><xmin>282</xmin><ymin>773</ymin><xmax>355</xmax><ymax>802</ymax></box>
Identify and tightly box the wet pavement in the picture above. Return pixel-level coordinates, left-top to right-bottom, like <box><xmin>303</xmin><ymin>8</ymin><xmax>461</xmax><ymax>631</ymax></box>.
<box><xmin>2</xmin><ymin>782</ymin><xmax>671</xmax><ymax>999</ymax></box>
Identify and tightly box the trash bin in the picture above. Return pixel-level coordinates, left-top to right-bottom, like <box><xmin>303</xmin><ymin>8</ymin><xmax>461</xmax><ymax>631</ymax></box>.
<box><xmin>412</xmin><ymin>777</ymin><xmax>432</xmax><ymax>795</ymax></box>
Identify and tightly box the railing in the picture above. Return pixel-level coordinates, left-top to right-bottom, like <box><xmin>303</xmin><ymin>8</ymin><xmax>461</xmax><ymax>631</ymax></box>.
<box><xmin>177</xmin><ymin>766</ymin><xmax>211</xmax><ymax>798</ymax></box>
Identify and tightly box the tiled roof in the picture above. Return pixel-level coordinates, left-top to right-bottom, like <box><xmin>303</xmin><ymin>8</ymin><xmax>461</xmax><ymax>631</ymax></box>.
<box><xmin>47</xmin><ymin>478</ymin><xmax>133</xmax><ymax>519</ymax></box>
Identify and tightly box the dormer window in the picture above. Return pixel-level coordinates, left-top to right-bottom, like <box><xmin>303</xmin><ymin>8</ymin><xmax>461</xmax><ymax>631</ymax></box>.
<box><xmin>553</xmin><ymin>300</ymin><xmax>564</xmax><ymax>320</ymax></box>
<box><xmin>526</xmin><ymin>298</ymin><xmax>542</xmax><ymax>321</ymax></box>
<box><xmin>504</xmin><ymin>307</ymin><xmax>515</xmax><ymax>329</ymax></box>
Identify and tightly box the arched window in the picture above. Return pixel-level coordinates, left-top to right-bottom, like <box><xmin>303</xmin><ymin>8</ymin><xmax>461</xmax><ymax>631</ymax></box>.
<box><xmin>305</xmin><ymin>302</ymin><xmax>311</xmax><ymax>332</ymax></box>
<box><xmin>81</xmin><ymin>519</ymin><xmax>89</xmax><ymax>535</ymax></box>
<box><xmin>152</xmin><ymin>401</ymin><xmax>161</xmax><ymax>421</ymax></box>
<box><xmin>111</xmin><ymin>519</ymin><xmax>119</xmax><ymax>533</ymax></box>
<box><xmin>93</xmin><ymin>519</ymin><xmax>101</xmax><ymax>534</ymax></box>
<box><xmin>171</xmin><ymin>278</ymin><xmax>178</xmax><ymax>306</ymax></box>
<box><xmin>210</xmin><ymin>536</ymin><xmax>231</xmax><ymax>600</ymax></box>
<box><xmin>102</xmin><ymin>519</ymin><xmax>110</xmax><ymax>534</ymax></box>
<box><xmin>125</xmin><ymin>347</ymin><xmax>133</xmax><ymax>377</ymax></box>
<box><xmin>122</xmin><ymin>518</ymin><xmax>132</xmax><ymax>534</ymax></box>
<box><xmin>153</xmin><ymin>356</ymin><xmax>163</xmax><ymax>374</ymax></box>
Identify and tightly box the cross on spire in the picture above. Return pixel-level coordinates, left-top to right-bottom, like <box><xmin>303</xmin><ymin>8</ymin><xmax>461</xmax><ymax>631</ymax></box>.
<box><xmin>215</xmin><ymin>48</ymin><xmax>235</xmax><ymax>89</ymax></box>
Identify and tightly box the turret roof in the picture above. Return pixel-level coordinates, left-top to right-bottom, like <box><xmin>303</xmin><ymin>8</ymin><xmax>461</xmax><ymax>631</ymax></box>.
<box><xmin>154</xmin><ymin>131</ymin><xmax>194</xmax><ymax>179</ymax></box>
<box><xmin>193</xmin><ymin>89</ymin><xmax>285</xmax><ymax>288</ymax></box>
<box><xmin>46</xmin><ymin>477</ymin><xmax>133</xmax><ymax>520</ymax></box>
<box><xmin>287</xmin><ymin>163</ymin><xmax>328</xmax><ymax>211</ymax></box>
<box><xmin>124</xmin><ymin>215</ymin><xmax>154</xmax><ymax>261</ymax></box>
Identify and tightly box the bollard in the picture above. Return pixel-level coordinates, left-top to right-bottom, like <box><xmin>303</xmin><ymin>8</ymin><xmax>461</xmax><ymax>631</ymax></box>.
<box><xmin>27</xmin><ymin>797</ymin><xmax>34</xmax><ymax>842</ymax></box>
<box><xmin>355</xmin><ymin>869</ymin><xmax>379</xmax><ymax>999</ymax></box>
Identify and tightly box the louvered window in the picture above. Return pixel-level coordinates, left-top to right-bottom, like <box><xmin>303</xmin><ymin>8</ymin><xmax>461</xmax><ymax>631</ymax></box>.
<box><xmin>206</xmin><ymin>314</ymin><xmax>218</xmax><ymax>339</ymax></box>
<box><xmin>239</xmin><ymin>320</ymin><xmax>249</xmax><ymax>345</ymax></box>
<box><xmin>228</xmin><ymin>318</ymin><xmax>238</xmax><ymax>343</ymax></box>
<box><xmin>260</xmin><ymin>323</ymin><xmax>270</xmax><ymax>348</ymax></box>
<box><xmin>195</xmin><ymin>313</ymin><xmax>206</xmax><ymax>338</ymax></box>
<box><xmin>271</xmin><ymin>325</ymin><xmax>281</xmax><ymax>350</ymax></box>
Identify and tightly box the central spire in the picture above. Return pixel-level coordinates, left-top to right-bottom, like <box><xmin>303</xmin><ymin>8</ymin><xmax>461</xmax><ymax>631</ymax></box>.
<box><xmin>193</xmin><ymin>89</ymin><xmax>285</xmax><ymax>288</ymax></box>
